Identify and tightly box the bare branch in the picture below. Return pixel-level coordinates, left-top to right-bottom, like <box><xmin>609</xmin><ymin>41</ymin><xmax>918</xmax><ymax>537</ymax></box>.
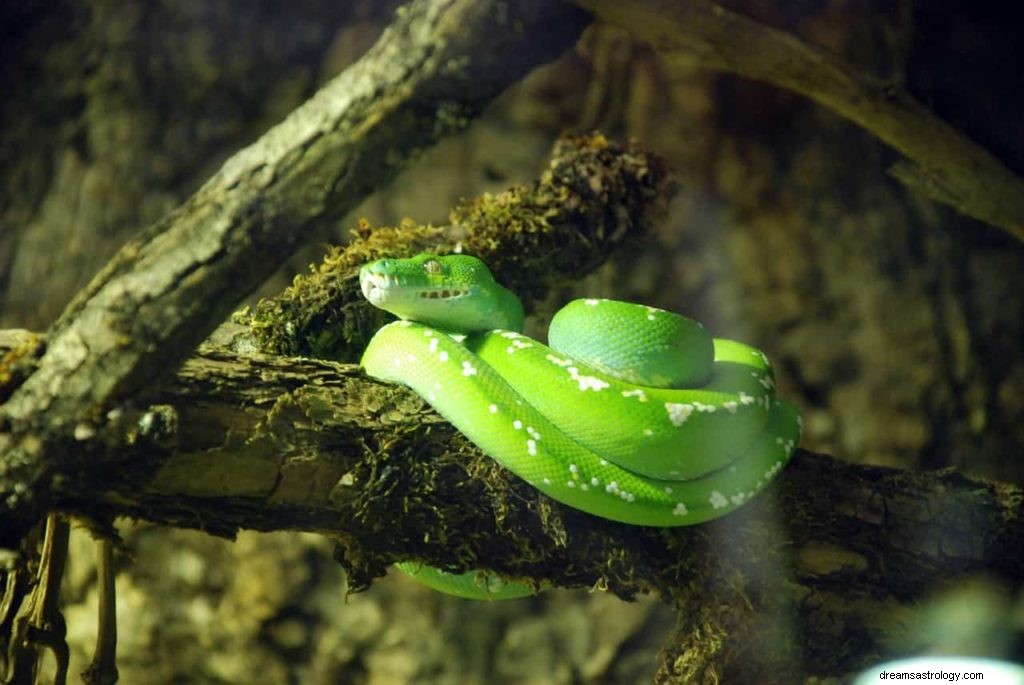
<box><xmin>572</xmin><ymin>0</ymin><xmax>1024</xmax><ymax>240</ymax></box>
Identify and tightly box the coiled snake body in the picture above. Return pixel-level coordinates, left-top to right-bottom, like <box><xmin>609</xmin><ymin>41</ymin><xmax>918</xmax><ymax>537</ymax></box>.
<box><xmin>360</xmin><ymin>254</ymin><xmax>801</xmax><ymax>597</ymax></box>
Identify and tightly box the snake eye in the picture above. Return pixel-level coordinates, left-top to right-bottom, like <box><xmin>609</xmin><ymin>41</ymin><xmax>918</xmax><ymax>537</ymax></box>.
<box><xmin>422</xmin><ymin>259</ymin><xmax>442</xmax><ymax>275</ymax></box>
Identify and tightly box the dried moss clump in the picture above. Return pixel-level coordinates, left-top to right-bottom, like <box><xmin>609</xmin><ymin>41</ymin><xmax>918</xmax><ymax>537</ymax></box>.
<box><xmin>456</xmin><ymin>131</ymin><xmax>671</xmax><ymax>304</ymax></box>
<box><xmin>239</xmin><ymin>132</ymin><xmax>669</xmax><ymax>361</ymax></box>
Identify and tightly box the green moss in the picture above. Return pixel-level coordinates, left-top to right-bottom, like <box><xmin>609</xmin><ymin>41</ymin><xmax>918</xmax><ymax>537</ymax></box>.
<box><xmin>236</xmin><ymin>219</ymin><xmax>450</xmax><ymax>361</ymax></box>
<box><xmin>239</xmin><ymin>132</ymin><xmax>669</xmax><ymax>364</ymax></box>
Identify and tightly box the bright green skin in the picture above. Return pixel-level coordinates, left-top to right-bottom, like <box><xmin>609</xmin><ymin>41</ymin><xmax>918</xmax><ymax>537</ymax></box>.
<box><xmin>391</xmin><ymin>562</ymin><xmax>542</xmax><ymax>600</ymax></box>
<box><xmin>360</xmin><ymin>254</ymin><xmax>801</xmax><ymax>598</ymax></box>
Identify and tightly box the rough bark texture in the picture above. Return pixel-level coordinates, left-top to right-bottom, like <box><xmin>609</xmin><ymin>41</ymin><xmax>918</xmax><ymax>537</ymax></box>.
<box><xmin>3</xmin><ymin>328</ymin><xmax>1022</xmax><ymax>682</ymax></box>
<box><xmin>0</xmin><ymin>0</ymin><xmax>590</xmax><ymax>545</ymax></box>
<box><xmin>2</xmin><ymin>325</ymin><xmax>1024</xmax><ymax>679</ymax></box>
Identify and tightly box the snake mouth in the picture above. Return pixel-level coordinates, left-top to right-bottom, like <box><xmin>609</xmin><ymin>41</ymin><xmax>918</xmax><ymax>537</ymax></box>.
<box><xmin>360</xmin><ymin>272</ymin><xmax>391</xmax><ymax>306</ymax></box>
<box><xmin>360</xmin><ymin>270</ymin><xmax>470</xmax><ymax>307</ymax></box>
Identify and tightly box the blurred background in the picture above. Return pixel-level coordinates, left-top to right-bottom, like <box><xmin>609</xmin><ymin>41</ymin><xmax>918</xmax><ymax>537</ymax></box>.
<box><xmin>2</xmin><ymin>0</ymin><xmax>1023</xmax><ymax>682</ymax></box>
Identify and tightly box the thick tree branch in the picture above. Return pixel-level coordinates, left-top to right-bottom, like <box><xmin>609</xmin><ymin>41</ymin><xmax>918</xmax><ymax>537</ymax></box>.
<box><xmin>0</xmin><ymin>0</ymin><xmax>591</xmax><ymax>544</ymax></box>
<box><xmin>2</xmin><ymin>327</ymin><xmax>1021</xmax><ymax>680</ymax></box>
<box><xmin>572</xmin><ymin>0</ymin><xmax>1024</xmax><ymax>241</ymax></box>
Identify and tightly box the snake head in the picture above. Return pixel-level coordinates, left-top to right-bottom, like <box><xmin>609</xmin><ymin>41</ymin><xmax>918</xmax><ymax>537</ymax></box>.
<box><xmin>359</xmin><ymin>254</ymin><xmax>524</xmax><ymax>333</ymax></box>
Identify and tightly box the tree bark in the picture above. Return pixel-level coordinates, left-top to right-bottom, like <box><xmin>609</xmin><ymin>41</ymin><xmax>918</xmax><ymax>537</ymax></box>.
<box><xmin>3</xmin><ymin>327</ymin><xmax>1021</xmax><ymax>682</ymax></box>
<box><xmin>0</xmin><ymin>0</ymin><xmax>591</xmax><ymax>546</ymax></box>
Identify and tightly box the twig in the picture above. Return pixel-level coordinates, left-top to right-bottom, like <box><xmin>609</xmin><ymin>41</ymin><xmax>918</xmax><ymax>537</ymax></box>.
<box><xmin>4</xmin><ymin>515</ymin><xmax>70</xmax><ymax>685</ymax></box>
<box><xmin>81</xmin><ymin>538</ymin><xmax>118</xmax><ymax>685</ymax></box>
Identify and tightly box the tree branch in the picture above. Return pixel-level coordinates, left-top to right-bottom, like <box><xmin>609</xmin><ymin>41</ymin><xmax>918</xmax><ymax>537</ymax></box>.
<box><xmin>572</xmin><ymin>0</ymin><xmax>1024</xmax><ymax>241</ymax></box>
<box><xmin>0</xmin><ymin>0</ymin><xmax>591</xmax><ymax>544</ymax></box>
<box><xmin>3</xmin><ymin>327</ymin><xmax>1021</xmax><ymax>680</ymax></box>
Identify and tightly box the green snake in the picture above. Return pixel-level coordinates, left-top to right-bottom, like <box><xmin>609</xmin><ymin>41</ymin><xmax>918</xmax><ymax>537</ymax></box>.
<box><xmin>360</xmin><ymin>254</ymin><xmax>801</xmax><ymax>598</ymax></box>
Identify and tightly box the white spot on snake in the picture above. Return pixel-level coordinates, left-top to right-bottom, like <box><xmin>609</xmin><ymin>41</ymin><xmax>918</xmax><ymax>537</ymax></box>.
<box><xmin>605</xmin><ymin>481</ymin><xmax>620</xmax><ymax>494</ymax></box>
<box><xmin>665</xmin><ymin>402</ymin><xmax>694</xmax><ymax>426</ymax></box>
<box><xmin>709</xmin><ymin>490</ymin><xmax>728</xmax><ymax>509</ymax></box>
<box><xmin>488</xmin><ymin>404</ymin><xmax>498</xmax><ymax>414</ymax></box>
<box><xmin>461</xmin><ymin>361</ymin><xmax>477</xmax><ymax>376</ymax></box>
<box><xmin>672</xmin><ymin>502</ymin><xmax>688</xmax><ymax>516</ymax></box>
<box><xmin>642</xmin><ymin>428</ymin><xmax>654</xmax><ymax>437</ymax></box>
<box><xmin>505</xmin><ymin>339</ymin><xmax>532</xmax><ymax>354</ymax></box>
<box><xmin>647</xmin><ymin>314</ymin><xmax>655</xmax><ymax>321</ymax></box>
<box><xmin>406</xmin><ymin>353</ymin><xmax>417</xmax><ymax>362</ymax></box>
<box><xmin>758</xmin><ymin>376</ymin><xmax>775</xmax><ymax>390</ymax></box>
<box><xmin>428</xmin><ymin>391</ymin><xmax>436</xmax><ymax>401</ymax></box>
<box><xmin>663</xmin><ymin>486</ymin><xmax>673</xmax><ymax>494</ymax></box>
<box><xmin>526</xmin><ymin>426</ymin><xmax>541</xmax><ymax>440</ymax></box>
<box><xmin>439</xmin><ymin>351</ymin><xmax>449</xmax><ymax>362</ymax></box>
<box><xmin>449</xmin><ymin>334</ymin><xmax>467</xmax><ymax>343</ymax></box>
<box><xmin>591</xmin><ymin>477</ymin><xmax>600</xmax><ymax>487</ymax></box>
<box><xmin>569</xmin><ymin>464</ymin><xmax>578</xmax><ymax>474</ymax></box>
<box><xmin>567</xmin><ymin>366</ymin><xmax>610</xmax><ymax>392</ymax></box>
<box><xmin>513</xmin><ymin>420</ymin><xmax>523</xmax><ymax>430</ymax></box>
<box><xmin>739</xmin><ymin>392</ymin><xmax>755</xmax><ymax>405</ymax></box>
<box><xmin>543</xmin><ymin>478</ymin><xmax>551</xmax><ymax>485</ymax></box>
<box><xmin>428</xmin><ymin>337</ymin><xmax>439</xmax><ymax>353</ymax></box>
<box><xmin>692</xmin><ymin>401</ymin><xmax>716</xmax><ymax>413</ymax></box>
<box><xmin>499</xmin><ymin>331</ymin><xmax>523</xmax><ymax>339</ymax></box>
<box><xmin>546</xmin><ymin>354</ymin><xmax>573</xmax><ymax>367</ymax></box>
<box><xmin>621</xmin><ymin>388</ymin><xmax>648</xmax><ymax>402</ymax></box>
<box><xmin>566</xmin><ymin>480</ymin><xmax>576</xmax><ymax>488</ymax></box>
<box><xmin>580</xmin><ymin>483</ymin><xmax>589</xmax><ymax>491</ymax></box>
<box><xmin>723</xmin><ymin>401</ymin><xmax>738</xmax><ymax>413</ymax></box>
<box><xmin>599</xmin><ymin>459</ymin><xmax>609</xmax><ymax>466</ymax></box>
<box><xmin>527</xmin><ymin>439</ymin><xmax>537</xmax><ymax>456</ymax></box>
<box><xmin>397</xmin><ymin>320</ymin><xmax>413</xmax><ymax>327</ymax></box>
<box><xmin>730</xmin><ymin>493</ymin><xmax>748</xmax><ymax>505</ymax></box>
<box><xmin>584</xmin><ymin>299</ymin><xmax>600</xmax><ymax>306</ymax></box>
